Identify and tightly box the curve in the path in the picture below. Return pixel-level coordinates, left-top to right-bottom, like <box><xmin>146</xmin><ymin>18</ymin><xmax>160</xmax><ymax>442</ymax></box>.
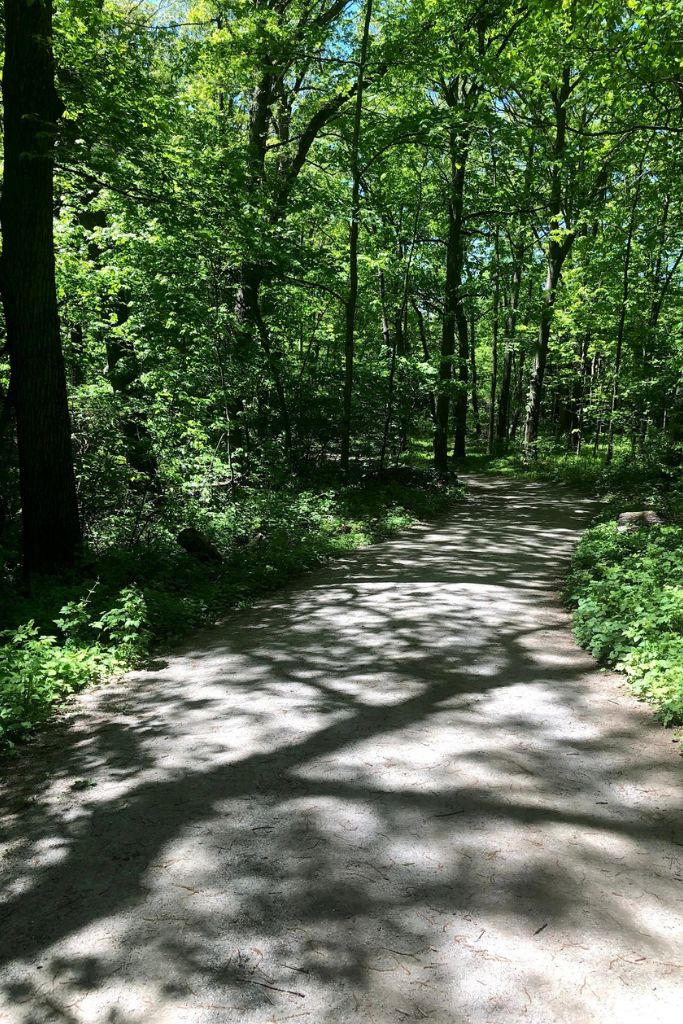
<box><xmin>1</xmin><ymin>476</ymin><xmax>681</xmax><ymax>1024</ymax></box>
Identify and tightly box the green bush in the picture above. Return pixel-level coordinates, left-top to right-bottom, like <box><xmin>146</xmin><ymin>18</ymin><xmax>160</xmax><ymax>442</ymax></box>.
<box><xmin>0</xmin><ymin>621</ymin><xmax>113</xmax><ymax>744</ymax></box>
<box><xmin>568</xmin><ymin>522</ymin><xmax>683</xmax><ymax>736</ymax></box>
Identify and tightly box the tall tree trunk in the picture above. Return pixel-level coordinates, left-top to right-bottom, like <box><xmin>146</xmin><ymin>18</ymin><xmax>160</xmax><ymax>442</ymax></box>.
<box><xmin>524</xmin><ymin>241</ymin><xmax>572</xmax><ymax>449</ymax></box>
<box><xmin>606</xmin><ymin>167</ymin><xmax>643</xmax><ymax>463</ymax></box>
<box><xmin>413</xmin><ymin>299</ymin><xmax>437</xmax><ymax>424</ymax></box>
<box><xmin>496</xmin><ymin>139</ymin><xmax>533</xmax><ymax>446</ymax></box>
<box><xmin>497</xmin><ymin>343</ymin><xmax>513</xmax><ymax>444</ymax></box>
<box><xmin>452</xmin><ymin>295</ymin><xmax>470</xmax><ymax>459</ymax></box>
<box><xmin>434</xmin><ymin>120</ymin><xmax>468</xmax><ymax>472</ymax></box>
<box><xmin>433</xmin><ymin>191</ymin><xmax>458</xmax><ymax>473</ymax></box>
<box><xmin>524</xmin><ymin>67</ymin><xmax>573</xmax><ymax>451</ymax></box>
<box><xmin>488</xmin><ymin>231</ymin><xmax>500</xmax><ymax>454</ymax></box>
<box><xmin>509</xmin><ymin>349</ymin><xmax>526</xmax><ymax>440</ymax></box>
<box><xmin>340</xmin><ymin>0</ymin><xmax>373</xmax><ymax>472</ymax></box>
<box><xmin>378</xmin><ymin>270</ymin><xmax>396</xmax><ymax>471</ymax></box>
<box><xmin>1</xmin><ymin>0</ymin><xmax>81</xmax><ymax>573</ymax></box>
<box><xmin>469</xmin><ymin>313</ymin><xmax>481</xmax><ymax>439</ymax></box>
<box><xmin>496</xmin><ymin>254</ymin><xmax>524</xmax><ymax>444</ymax></box>
<box><xmin>235</xmin><ymin>262</ymin><xmax>292</xmax><ymax>461</ymax></box>
<box><xmin>571</xmin><ymin>332</ymin><xmax>591</xmax><ymax>452</ymax></box>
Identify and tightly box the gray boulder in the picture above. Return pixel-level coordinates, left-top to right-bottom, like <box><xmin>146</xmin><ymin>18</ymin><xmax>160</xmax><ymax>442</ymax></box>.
<box><xmin>177</xmin><ymin>527</ymin><xmax>222</xmax><ymax>563</ymax></box>
<box><xmin>617</xmin><ymin>510</ymin><xmax>664</xmax><ymax>533</ymax></box>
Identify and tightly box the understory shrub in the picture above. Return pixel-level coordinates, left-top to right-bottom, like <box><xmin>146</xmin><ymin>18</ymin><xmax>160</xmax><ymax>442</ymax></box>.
<box><xmin>567</xmin><ymin>522</ymin><xmax>683</xmax><ymax>735</ymax></box>
<box><xmin>0</xmin><ymin>622</ymin><xmax>114</xmax><ymax>742</ymax></box>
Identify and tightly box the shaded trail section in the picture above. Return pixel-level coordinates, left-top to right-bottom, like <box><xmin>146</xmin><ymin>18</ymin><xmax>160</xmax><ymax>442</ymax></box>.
<box><xmin>1</xmin><ymin>476</ymin><xmax>682</xmax><ymax>1024</ymax></box>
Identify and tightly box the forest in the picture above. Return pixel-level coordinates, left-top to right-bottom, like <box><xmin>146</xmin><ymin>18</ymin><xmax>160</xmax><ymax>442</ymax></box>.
<box><xmin>1</xmin><ymin>0</ymin><xmax>683</xmax><ymax>746</ymax></box>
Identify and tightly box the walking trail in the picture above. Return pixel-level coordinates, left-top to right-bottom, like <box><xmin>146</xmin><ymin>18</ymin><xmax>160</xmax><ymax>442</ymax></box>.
<box><xmin>1</xmin><ymin>476</ymin><xmax>682</xmax><ymax>1024</ymax></box>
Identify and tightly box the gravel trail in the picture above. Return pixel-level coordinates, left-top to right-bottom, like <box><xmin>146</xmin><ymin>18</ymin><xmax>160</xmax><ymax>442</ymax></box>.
<box><xmin>1</xmin><ymin>475</ymin><xmax>682</xmax><ymax>1024</ymax></box>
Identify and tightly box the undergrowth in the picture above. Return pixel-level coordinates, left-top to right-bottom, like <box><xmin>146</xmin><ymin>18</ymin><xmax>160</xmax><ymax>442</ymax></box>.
<box><xmin>0</xmin><ymin>469</ymin><xmax>461</xmax><ymax>749</ymax></box>
<box><xmin>567</xmin><ymin>522</ymin><xmax>683</xmax><ymax>740</ymax></box>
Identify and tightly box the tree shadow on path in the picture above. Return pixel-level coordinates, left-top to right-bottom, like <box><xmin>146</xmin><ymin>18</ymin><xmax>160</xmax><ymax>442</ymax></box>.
<box><xmin>1</xmin><ymin>476</ymin><xmax>682</xmax><ymax>1024</ymax></box>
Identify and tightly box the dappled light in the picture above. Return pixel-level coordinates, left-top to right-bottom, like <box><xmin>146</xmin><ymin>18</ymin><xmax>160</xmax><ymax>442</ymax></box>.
<box><xmin>1</xmin><ymin>477</ymin><xmax>681</xmax><ymax>1023</ymax></box>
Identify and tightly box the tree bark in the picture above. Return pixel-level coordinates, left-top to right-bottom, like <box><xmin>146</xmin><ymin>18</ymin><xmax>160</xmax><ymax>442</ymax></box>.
<box><xmin>488</xmin><ymin>231</ymin><xmax>500</xmax><ymax>454</ymax></box>
<box><xmin>509</xmin><ymin>348</ymin><xmax>526</xmax><ymax>440</ymax></box>
<box><xmin>469</xmin><ymin>313</ymin><xmax>481</xmax><ymax>439</ymax></box>
<box><xmin>434</xmin><ymin>117</ymin><xmax>469</xmax><ymax>472</ymax></box>
<box><xmin>1</xmin><ymin>0</ymin><xmax>81</xmax><ymax>573</ymax></box>
<box><xmin>413</xmin><ymin>299</ymin><xmax>437</xmax><ymax>424</ymax></box>
<box><xmin>524</xmin><ymin>67</ymin><xmax>573</xmax><ymax>450</ymax></box>
<box><xmin>340</xmin><ymin>0</ymin><xmax>373</xmax><ymax>472</ymax></box>
<box><xmin>496</xmin><ymin>247</ymin><xmax>524</xmax><ymax>444</ymax></box>
<box><xmin>378</xmin><ymin>270</ymin><xmax>396</xmax><ymax>471</ymax></box>
<box><xmin>606</xmin><ymin>167</ymin><xmax>642</xmax><ymax>462</ymax></box>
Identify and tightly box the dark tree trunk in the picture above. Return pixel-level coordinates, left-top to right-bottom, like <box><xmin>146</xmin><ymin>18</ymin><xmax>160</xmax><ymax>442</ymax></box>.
<box><xmin>340</xmin><ymin>0</ymin><xmax>373</xmax><ymax>472</ymax></box>
<box><xmin>497</xmin><ymin>349</ymin><xmax>513</xmax><ymax>444</ymax></box>
<box><xmin>488</xmin><ymin>249</ymin><xmax>499</xmax><ymax>454</ymax></box>
<box><xmin>433</xmin><ymin>194</ymin><xmax>458</xmax><ymax>473</ymax></box>
<box><xmin>1</xmin><ymin>0</ymin><xmax>81</xmax><ymax>573</ymax></box>
<box><xmin>236</xmin><ymin>262</ymin><xmax>292</xmax><ymax>461</ymax></box>
<box><xmin>435</xmin><ymin>120</ymin><xmax>469</xmax><ymax>472</ymax></box>
<box><xmin>469</xmin><ymin>313</ymin><xmax>481</xmax><ymax>439</ymax></box>
<box><xmin>509</xmin><ymin>349</ymin><xmax>526</xmax><ymax>441</ymax></box>
<box><xmin>524</xmin><ymin>243</ymin><xmax>569</xmax><ymax>448</ymax></box>
<box><xmin>606</xmin><ymin>167</ymin><xmax>642</xmax><ymax>463</ymax></box>
<box><xmin>496</xmin><ymin>256</ymin><xmax>523</xmax><ymax>444</ymax></box>
<box><xmin>524</xmin><ymin>67</ymin><xmax>573</xmax><ymax>450</ymax></box>
<box><xmin>497</xmin><ymin>140</ymin><xmax>533</xmax><ymax>445</ymax></box>
<box><xmin>413</xmin><ymin>300</ymin><xmax>437</xmax><ymax>424</ymax></box>
<box><xmin>451</xmin><ymin>301</ymin><xmax>470</xmax><ymax>459</ymax></box>
<box><xmin>378</xmin><ymin>270</ymin><xmax>396</xmax><ymax>471</ymax></box>
<box><xmin>570</xmin><ymin>332</ymin><xmax>590</xmax><ymax>452</ymax></box>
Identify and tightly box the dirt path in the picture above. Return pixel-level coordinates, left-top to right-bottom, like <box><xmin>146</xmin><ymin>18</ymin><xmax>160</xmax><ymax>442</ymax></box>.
<box><xmin>1</xmin><ymin>475</ymin><xmax>682</xmax><ymax>1024</ymax></box>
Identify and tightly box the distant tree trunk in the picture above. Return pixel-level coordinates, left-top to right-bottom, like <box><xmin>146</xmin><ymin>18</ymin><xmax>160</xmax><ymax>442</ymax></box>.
<box><xmin>488</xmin><ymin>231</ymin><xmax>500</xmax><ymax>454</ymax></box>
<box><xmin>496</xmin><ymin>255</ymin><xmax>523</xmax><ymax>445</ymax></box>
<box><xmin>236</xmin><ymin>262</ymin><xmax>293</xmax><ymax>462</ymax></box>
<box><xmin>606</xmin><ymin>167</ymin><xmax>642</xmax><ymax>463</ymax></box>
<box><xmin>509</xmin><ymin>349</ymin><xmax>526</xmax><ymax>440</ymax></box>
<box><xmin>469</xmin><ymin>313</ymin><xmax>481</xmax><ymax>439</ymax></box>
<box><xmin>497</xmin><ymin>348</ymin><xmax>513</xmax><ymax>444</ymax></box>
<box><xmin>452</xmin><ymin>296</ymin><xmax>469</xmax><ymax>459</ymax></box>
<box><xmin>435</xmin><ymin>113</ymin><xmax>469</xmax><ymax>472</ymax></box>
<box><xmin>413</xmin><ymin>299</ymin><xmax>437</xmax><ymax>424</ymax></box>
<box><xmin>524</xmin><ymin>67</ymin><xmax>573</xmax><ymax>451</ymax></box>
<box><xmin>105</xmin><ymin>290</ymin><xmax>160</xmax><ymax>483</ymax></box>
<box><xmin>1</xmin><ymin>0</ymin><xmax>81</xmax><ymax>573</ymax></box>
<box><xmin>433</xmin><ymin>71</ymin><xmax>479</xmax><ymax>474</ymax></box>
<box><xmin>340</xmin><ymin>0</ymin><xmax>373</xmax><ymax>472</ymax></box>
<box><xmin>434</xmin><ymin>191</ymin><xmax>459</xmax><ymax>472</ymax></box>
<box><xmin>571</xmin><ymin>332</ymin><xmax>591</xmax><ymax>452</ymax></box>
<box><xmin>524</xmin><ymin>249</ymin><xmax>567</xmax><ymax>449</ymax></box>
<box><xmin>496</xmin><ymin>139</ymin><xmax>533</xmax><ymax>446</ymax></box>
<box><xmin>378</xmin><ymin>270</ymin><xmax>396</xmax><ymax>471</ymax></box>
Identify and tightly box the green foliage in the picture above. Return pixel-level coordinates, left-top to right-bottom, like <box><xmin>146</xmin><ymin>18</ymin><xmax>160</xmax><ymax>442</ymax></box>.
<box><xmin>568</xmin><ymin>522</ymin><xmax>683</xmax><ymax>735</ymax></box>
<box><xmin>0</xmin><ymin>621</ymin><xmax>113</xmax><ymax>745</ymax></box>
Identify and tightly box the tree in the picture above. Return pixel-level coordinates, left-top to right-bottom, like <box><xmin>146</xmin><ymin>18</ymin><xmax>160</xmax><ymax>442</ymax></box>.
<box><xmin>340</xmin><ymin>0</ymin><xmax>373</xmax><ymax>472</ymax></box>
<box><xmin>1</xmin><ymin>0</ymin><xmax>81</xmax><ymax>573</ymax></box>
